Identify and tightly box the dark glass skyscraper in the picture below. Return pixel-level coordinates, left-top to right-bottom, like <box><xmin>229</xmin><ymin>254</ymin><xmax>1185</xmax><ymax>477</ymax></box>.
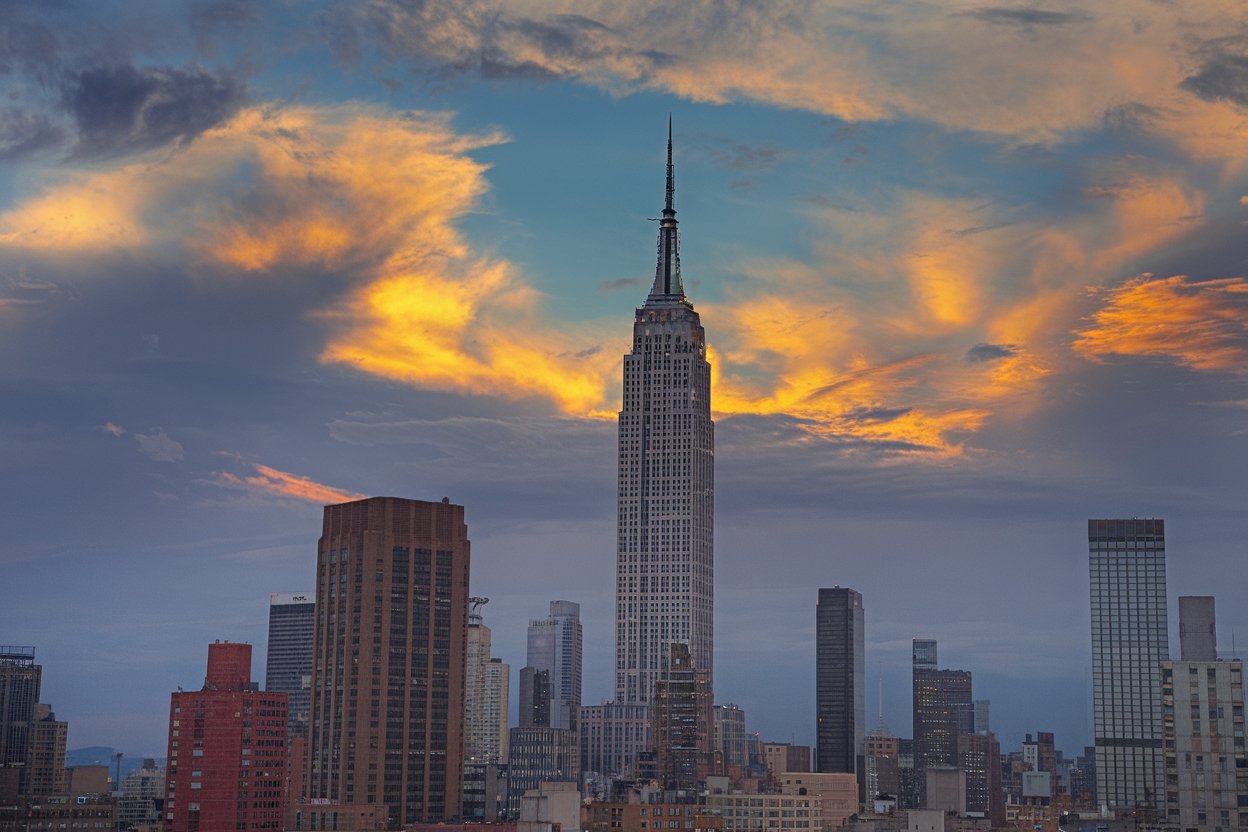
<box><xmin>816</xmin><ymin>588</ymin><xmax>864</xmax><ymax>776</ymax></box>
<box><xmin>307</xmin><ymin>497</ymin><xmax>471</xmax><ymax>825</ymax></box>
<box><xmin>0</xmin><ymin>646</ymin><xmax>39</xmax><ymax>795</ymax></box>
<box><xmin>265</xmin><ymin>592</ymin><xmax>314</xmax><ymax>740</ymax></box>
<box><xmin>615</xmin><ymin>121</ymin><xmax>715</xmax><ymax>706</ymax></box>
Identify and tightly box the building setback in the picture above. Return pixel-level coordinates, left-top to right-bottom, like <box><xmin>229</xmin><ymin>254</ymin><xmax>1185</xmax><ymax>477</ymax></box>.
<box><xmin>306</xmin><ymin>497</ymin><xmax>471</xmax><ymax>826</ymax></box>
<box><xmin>816</xmin><ymin>588</ymin><xmax>864</xmax><ymax>777</ymax></box>
<box><xmin>615</xmin><ymin>120</ymin><xmax>715</xmax><ymax>707</ymax></box>
<box><xmin>164</xmin><ymin>641</ymin><xmax>288</xmax><ymax>832</ymax></box>
<box><xmin>264</xmin><ymin>592</ymin><xmax>315</xmax><ymax>741</ymax></box>
<box><xmin>1089</xmin><ymin>518</ymin><xmax>1169</xmax><ymax>811</ymax></box>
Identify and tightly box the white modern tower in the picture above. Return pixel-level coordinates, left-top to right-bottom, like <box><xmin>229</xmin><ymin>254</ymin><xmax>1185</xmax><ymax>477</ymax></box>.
<box><xmin>1089</xmin><ymin>518</ymin><xmax>1169</xmax><ymax>812</ymax></box>
<box><xmin>527</xmin><ymin>600</ymin><xmax>583</xmax><ymax>730</ymax></box>
<box><xmin>615</xmin><ymin>120</ymin><xmax>715</xmax><ymax>706</ymax></box>
<box><xmin>465</xmin><ymin>597</ymin><xmax>509</xmax><ymax>764</ymax></box>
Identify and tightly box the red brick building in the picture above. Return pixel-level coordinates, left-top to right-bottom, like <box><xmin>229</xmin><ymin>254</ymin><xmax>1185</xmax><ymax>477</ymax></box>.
<box><xmin>164</xmin><ymin>642</ymin><xmax>289</xmax><ymax>832</ymax></box>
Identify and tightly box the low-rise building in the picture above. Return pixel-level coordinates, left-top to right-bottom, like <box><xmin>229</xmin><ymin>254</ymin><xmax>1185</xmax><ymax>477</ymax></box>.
<box><xmin>779</xmin><ymin>773</ymin><xmax>857</xmax><ymax>831</ymax></box>
<box><xmin>705</xmin><ymin>791</ymin><xmax>820</xmax><ymax>832</ymax></box>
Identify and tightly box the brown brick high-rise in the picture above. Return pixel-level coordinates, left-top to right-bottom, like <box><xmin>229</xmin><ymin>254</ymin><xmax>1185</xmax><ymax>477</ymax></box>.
<box><xmin>306</xmin><ymin>498</ymin><xmax>470</xmax><ymax>827</ymax></box>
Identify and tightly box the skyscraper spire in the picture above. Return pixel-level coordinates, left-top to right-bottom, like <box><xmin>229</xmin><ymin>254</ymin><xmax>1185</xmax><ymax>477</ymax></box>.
<box><xmin>649</xmin><ymin>116</ymin><xmax>684</xmax><ymax>301</ymax></box>
<box><xmin>665</xmin><ymin>114</ymin><xmax>675</xmax><ymax>213</ymax></box>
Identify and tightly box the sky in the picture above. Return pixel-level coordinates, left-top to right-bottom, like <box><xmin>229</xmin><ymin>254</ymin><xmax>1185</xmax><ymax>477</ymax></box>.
<box><xmin>3</xmin><ymin>0</ymin><xmax>1248</xmax><ymax>760</ymax></box>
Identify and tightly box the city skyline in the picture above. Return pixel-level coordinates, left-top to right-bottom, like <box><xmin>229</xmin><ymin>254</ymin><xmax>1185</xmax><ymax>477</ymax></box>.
<box><xmin>3</xmin><ymin>0</ymin><xmax>1248</xmax><ymax>764</ymax></box>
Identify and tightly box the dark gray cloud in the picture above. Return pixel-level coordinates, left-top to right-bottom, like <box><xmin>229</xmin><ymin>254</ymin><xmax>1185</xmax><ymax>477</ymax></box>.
<box><xmin>1181</xmin><ymin>53</ymin><xmax>1248</xmax><ymax>107</ymax></box>
<box><xmin>1102</xmin><ymin>101</ymin><xmax>1163</xmax><ymax>131</ymax></box>
<box><xmin>965</xmin><ymin>342</ymin><xmax>1018</xmax><ymax>362</ymax></box>
<box><xmin>62</xmin><ymin>64</ymin><xmax>246</xmax><ymax>159</ymax></box>
<box><xmin>0</xmin><ymin>0</ymin><xmax>71</xmax><ymax>78</ymax></box>
<box><xmin>707</xmin><ymin>139</ymin><xmax>781</xmax><ymax>172</ymax></box>
<box><xmin>951</xmin><ymin>219</ymin><xmax>1015</xmax><ymax>237</ymax></box>
<box><xmin>598</xmin><ymin>276</ymin><xmax>643</xmax><ymax>293</ymax></box>
<box><xmin>969</xmin><ymin>7</ymin><xmax>1095</xmax><ymax>27</ymax></box>
<box><xmin>323</xmin><ymin>2</ymin><xmax>671</xmax><ymax>82</ymax></box>
<box><xmin>191</xmin><ymin>0</ymin><xmax>258</xmax><ymax>31</ymax></box>
<box><xmin>190</xmin><ymin>0</ymin><xmax>259</xmax><ymax>56</ymax></box>
<box><xmin>0</xmin><ymin>109</ymin><xmax>66</xmax><ymax>159</ymax></box>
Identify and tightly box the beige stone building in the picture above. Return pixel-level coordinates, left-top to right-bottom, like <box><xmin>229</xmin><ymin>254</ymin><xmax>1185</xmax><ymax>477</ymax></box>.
<box><xmin>779</xmin><ymin>772</ymin><xmax>858</xmax><ymax>831</ymax></box>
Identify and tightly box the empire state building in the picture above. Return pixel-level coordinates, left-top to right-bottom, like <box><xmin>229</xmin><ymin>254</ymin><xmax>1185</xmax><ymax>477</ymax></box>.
<box><xmin>615</xmin><ymin>122</ymin><xmax>714</xmax><ymax>706</ymax></box>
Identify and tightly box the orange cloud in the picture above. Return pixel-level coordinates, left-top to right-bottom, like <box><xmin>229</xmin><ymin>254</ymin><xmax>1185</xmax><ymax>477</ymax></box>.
<box><xmin>322</xmin><ymin>264</ymin><xmax>618</xmax><ymax>415</ymax></box>
<box><xmin>0</xmin><ymin>164</ymin><xmax>150</xmax><ymax>251</ymax></box>
<box><xmin>213</xmin><ymin>462</ymin><xmax>366</xmax><ymax>504</ymax></box>
<box><xmin>0</xmin><ymin>97</ymin><xmax>1228</xmax><ymax>459</ymax></box>
<box><xmin>1074</xmin><ymin>275</ymin><xmax>1248</xmax><ymax>371</ymax></box>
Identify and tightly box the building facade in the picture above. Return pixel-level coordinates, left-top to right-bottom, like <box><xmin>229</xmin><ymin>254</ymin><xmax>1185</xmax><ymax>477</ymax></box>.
<box><xmin>119</xmin><ymin>759</ymin><xmax>165</xmax><ymax>831</ymax></box>
<box><xmin>653</xmin><ymin>644</ymin><xmax>715</xmax><ymax>793</ymax></box>
<box><xmin>911</xmin><ymin>640</ymin><xmax>972</xmax><ymax>805</ymax></box>
<box><xmin>1178</xmin><ymin>597</ymin><xmax>1217</xmax><ymax>662</ymax></box>
<box><xmin>306</xmin><ymin>497</ymin><xmax>471</xmax><ymax>825</ymax></box>
<box><xmin>863</xmin><ymin>724</ymin><xmax>899</xmax><ymax>802</ymax></box>
<box><xmin>0</xmin><ymin>647</ymin><xmax>39</xmax><ymax>795</ymax></box>
<box><xmin>26</xmin><ymin>705</ymin><xmax>66</xmax><ymax>796</ymax></box>
<box><xmin>778</xmin><ymin>773</ymin><xmax>857</xmax><ymax>832</ymax></box>
<box><xmin>580</xmin><ymin>702</ymin><xmax>652</xmax><ymax>783</ymax></box>
<box><xmin>164</xmin><ymin>641</ymin><xmax>289</xmax><ymax>832</ymax></box>
<box><xmin>505</xmin><ymin>727</ymin><xmax>579</xmax><ymax>817</ymax></box>
<box><xmin>265</xmin><ymin>592</ymin><xmax>315</xmax><ymax>741</ymax></box>
<box><xmin>1160</xmin><ymin>658</ymin><xmax>1248</xmax><ymax>829</ymax></box>
<box><xmin>957</xmin><ymin>732</ymin><xmax>1003</xmax><ymax>825</ymax></box>
<box><xmin>615</xmin><ymin>122</ymin><xmax>715</xmax><ymax>706</ymax></box>
<box><xmin>714</xmin><ymin>705</ymin><xmax>748</xmax><ymax>776</ymax></box>
<box><xmin>705</xmin><ymin>790</ymin><xmax>820</xmax><ymax>832</ymax></box>
<box><xmin>816</xmin><ymin>588</ymin><xmax>864</xmax><ymax>777</ymax></box>
<box><xmin>527</xmin><ymin>601</ymin><xmax>583</xmax><ymax>731</ymax></box>
<box><xmin>1089</xmin><ymin>518</ymin><xmax>1169</xmax><ymax>811</ymax></box>
<box><xmin>465</xmin><ymin>599</ymin><xmax>509</xmax><ymax>765</ymax></box>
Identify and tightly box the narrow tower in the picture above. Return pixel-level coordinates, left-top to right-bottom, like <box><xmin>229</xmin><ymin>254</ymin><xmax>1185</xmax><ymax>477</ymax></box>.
<box><xmin>1089</xmin><ymin>518</ymin><xmax>1169</xmax><ymax>812</ymax></box>
<box><xmin>615</xmin><ymin>119</ymin><xmax>715</xmax><ymax>706</ymax></box>
<box><xmin>816</xmin><ymin>587</ymin><xmax>864</xmax><ymax>776</ymax></box>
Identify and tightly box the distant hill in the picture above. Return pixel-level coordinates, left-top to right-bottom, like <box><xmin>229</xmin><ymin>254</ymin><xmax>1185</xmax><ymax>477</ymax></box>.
<box><xmin>67</xmin><ymin>748</ymin><xmax>166</xmax><ymax>779</ymax></box>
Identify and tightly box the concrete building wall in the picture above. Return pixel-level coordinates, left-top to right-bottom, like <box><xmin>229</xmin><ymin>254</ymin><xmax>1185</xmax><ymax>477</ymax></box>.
<box><xmin>781</xmin><ymin>772</ymin><xmax>858</xmax><ymax>831</ymax></box>
<box><xmin>1178</xmin><ymin>596</ymin><xmax>1217</xmax><ymax>662</ymax></box>
<box><xmin>1160</xmin><ymin>659</ymin><xmax>1248</xmax><ymax>831</ymax></box>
